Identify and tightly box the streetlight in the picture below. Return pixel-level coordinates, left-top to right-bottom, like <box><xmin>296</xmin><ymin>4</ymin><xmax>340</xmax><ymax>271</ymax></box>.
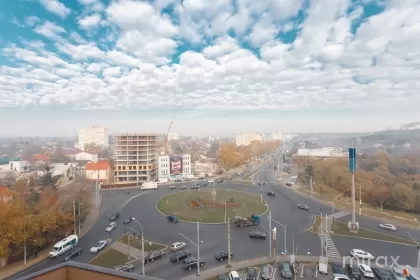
<box><xmin>406</xmin><ymin>232</ymin><xmax>420</xmax><ymax>268</ymax></box>
<box><xmin>132</xmin><ymin>218</ymin><xmax>145</xmax><ymax>276</ymax></box>
<box><xmin>271</xmin><ymin>218</ymin><xmax>287</xmax><ymax>254</ymax></box>
<box><xmin>178</xmin><ymin>221</ymin><xmax>203</xmax><ymax>276</ymax></box>
<box><xmin>358</xmin><ymin>184</ymin><xmax>362</xmax><ymax>216</ymax></box>
<box><xmin>332</xmin><ymin>193</ymin><xmax>343</xmax><ymax>214</ymax></box>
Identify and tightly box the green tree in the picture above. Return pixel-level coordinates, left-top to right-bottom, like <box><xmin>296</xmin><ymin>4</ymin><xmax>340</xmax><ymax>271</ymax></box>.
<box><xmin>387</xmin><ymin>183</ymin><xmax>415</xmax><ymax>211</ymax></box>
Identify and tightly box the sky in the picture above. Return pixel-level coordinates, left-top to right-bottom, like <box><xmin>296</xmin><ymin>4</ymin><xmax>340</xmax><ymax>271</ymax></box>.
<box><xmin>0</xmin><ymin>0</ymin><xmax>419</xmax><ymax>136</ymax></box>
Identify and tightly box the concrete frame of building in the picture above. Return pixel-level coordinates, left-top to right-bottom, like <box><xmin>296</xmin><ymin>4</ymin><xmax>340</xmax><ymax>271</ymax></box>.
<box><xmin>157</xmin><ymin>154</ymin><xmax>192</xmax><ymax>180</ymax></box>
<box><xmin>113</xmin><ymin>134</ymin><xmax>157</xmax><ymax>183</ymax></box>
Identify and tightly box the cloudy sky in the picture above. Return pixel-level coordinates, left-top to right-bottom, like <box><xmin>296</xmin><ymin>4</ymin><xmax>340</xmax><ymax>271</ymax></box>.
<box><xmin>0</xmin><ymin>0</ymin><xmax>419</xmax><ymax>136</ymax></box>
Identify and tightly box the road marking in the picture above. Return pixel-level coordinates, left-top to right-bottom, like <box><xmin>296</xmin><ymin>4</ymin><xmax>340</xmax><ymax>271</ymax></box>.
<box><xmin>261</xmin><ymin>226</ymin><xmax>269</xmax><ymax>233</ymax></box>
<box><xmin>315</xmin><ymin>266</ymin><xmax>318</xmax><ymax>278</ymax></box>
<box><xmin>300</xmin><ymin>265</ymin><xmax>304</xmax><ymax>277</ymax></box>
<box><xmin>256</xmin><ymin>271</ymin><xmax>260</xmax><ymax>279</ymax></box>
<box><xmin>119</xmin><ymin>191</ymin><xmax>150</xmax><ymax>211</ymax></box>
<box><xmin>272</xmin><ymin>267</ymin><xmax>277</xmax><ymax>279</ymax></box>
<box><xmin>178</xmin><ymin>233</ymin><xmax>203</xmax><ymax>246</ymax></box>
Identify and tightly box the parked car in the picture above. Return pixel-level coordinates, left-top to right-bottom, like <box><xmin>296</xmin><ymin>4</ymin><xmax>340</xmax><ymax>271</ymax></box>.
<box><xmin>345</xmin><ymin>264</ymin><xmax>362</xmax><ymax>280</ymax></box>
<box><xmin>170</xmin><ymin>251</ymin><xmax>191</xmax><ymax>262</ymax></box>
<box><xmin>297</xmin><ymin>204</ymin><xmax>309</xmax><ymax>210</ymax></box>
<box><xmin>183</xmin><ymin>257</ymin><xmax>204</xmax><ymax>270</ymax></box>
<box><xmin>145</xmin><ymin>250</ymin><xmax>165</xmax><ymax>263</ymax></box>
<box><xmin>105</xmin><ymin>222</ymin><xmax>117</xmax><ymax>232</ymax></box>
<box><xmin>90</xmin><ymin>240</ymin><xmax>107</xmax><ymax>254</ymax></box>
<box><xmin>261</xmin><ymin>264</ymin><xmax>272</xmax><ymax>280</ymax></box>
<box><xmin>167</xmin><ymin>215</ymin><xmax>179</xmax><ymax>223</ymax></box>
<box><xmin>358</xmin><ymin>264</ymin><xmax>374</xmax><ymax>278</ymax></box>
<box><xmin>169</xmin><ymin>185</ymin><xmax>176</xmax><ymax>190</ymax></box>
<box><xmin>279</xmin><ymin>262</ymin><xmax>293</xmax><ymax>279</ymax></box>
<box><xmin>190</xmin><ymin>186</ymin><xmax>199</xmax><ymax>189</ymax></box>
<box><xmin>170</xmin><ymin>242</ymin><xmax>187</xmax><ymax>252</ymax></box>
<box><xmin>333</xmin><ymin>274</ymin><xmax>350</xmax><ymax>280</ymax></box>
<box><xmin>229</xmin><ymin>270</ymin><xmax>241</xmax><ymax>280</ymax></box>
<box><xmin>249</xmin><ymin>231</ymin><xmax>266</xmax><ymax>239</ymax></box>
<box><xmin>246</xmin><ymin>267</ymin><xmax>258</xmax><ymax>280</ymax></box>
<box><xmin>180</xmin><ymin>185</ymin><xmax>188</xmax><ymax>189</ymax></box>
<box><xmin>215</xmin><ymin>251</ymin><xmax>233</xmax><ymax>261</ymax></box>
<box><xmin>266</xmin><ymin>191</ymin><xmax>275</xmax><ymax>196</ymax></box>
<box><xmin>378</xmin><ymin>223</ymin><xmax>397</xmax><ymax>231</ymax></box>
<box><xmin>217</xmin><ymin>274</ymin><xmax>229</xmax><ymax>280</ymax></box>
<box><xmin>372</xmin><ymin>267</ymin><xmax>396</xmax><ymax>280</ymax></box>
<box><xmin>114</xmin><ymin>264</ymin><xmax>134</xmax><ymax>272</ymax></box>
<box><xmin>391</xmin><ymin>265</ymin><xmax>407</xmax><ymax>280</ymax></box>
<box><xmin>109</xmin><ymin>212</ymin><xmax>119</xmax><ymax>221</ymax></box>
<box><xmin>122</xmin><ymin>216</ymin><xmax>133</xmax><ymax>224</ymax></box>
<box><xmin>332</xmin><ymin>262</ymin><xmax>345</xmax><ymax>274</ymax></box>
<box><xmin>350</xmin><ymin>249</ymin><xmax>373</xmax><ymax>259</ymax></box>
<box><xmin>208</xmin><ymin>179</ymin><xmax>215</xmax><ymax>183</ymax></box>
<box><xmin>62</xmin><ymin>248</ymin><xmax>82</xmax><ymax>262</ymax></box>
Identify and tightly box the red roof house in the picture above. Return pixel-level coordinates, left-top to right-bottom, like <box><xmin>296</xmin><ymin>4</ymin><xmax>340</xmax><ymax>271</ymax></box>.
<box><xmin>85</xmin><ymin>160</ymin><xmax>111</xmax><ymax>181</ymax></box>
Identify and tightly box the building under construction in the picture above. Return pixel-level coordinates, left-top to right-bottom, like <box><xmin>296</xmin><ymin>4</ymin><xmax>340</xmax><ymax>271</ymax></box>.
<box><xmin>113</xmin><ymin>133</ymin><xmax>157</xmax><ymax>183</ymax></box>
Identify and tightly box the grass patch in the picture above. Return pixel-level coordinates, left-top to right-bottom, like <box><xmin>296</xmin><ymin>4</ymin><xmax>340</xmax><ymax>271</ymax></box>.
<box><xmin>118</xmin><ymin>235</ymin><xmax>166</xmax><ymax>251</ymax></box>
<box><xmin>157</xmin><ymin>189</ymin><xmax>268</xmax><ymax>223</ymax></box>
<box><xmin>89</xmin><ymin>248</ymin><xmax>131</xmax><ymax>268</ymax></box>
<box><xmin>309</xmin><ymin>215</ymin><xmax>321</xmax><ymax>233</ymax></box>
<box><xmin>331</xmin><ymin>220</ymin><xmax>416</xmax><ymax>245</ymax></box>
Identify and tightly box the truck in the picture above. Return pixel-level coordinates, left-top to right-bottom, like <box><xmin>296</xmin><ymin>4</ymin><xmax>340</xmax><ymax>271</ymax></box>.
<box><xmin>184</xmin><ymin>174</ymin><xmax>195</xmax><ymax>181</ymax></box>
<box><xmin>141</xmin><ymin>182</ymin><xmax>158</xmax><ymax>190</ymax></box>
<box><xmin>158</xmin><ymin>178</ymin><xmax>169</xmax><ymax>184</ymax></box>
<box><xmin>233</xmin><ymin>214</ymin><xmax>260</xmax><ymax>227</ymax></box>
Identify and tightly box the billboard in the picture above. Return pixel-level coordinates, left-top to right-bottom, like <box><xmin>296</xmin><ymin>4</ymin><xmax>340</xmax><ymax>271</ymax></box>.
<box><xmin>170</xmin><ymin>155</ymin><xmax>183</xmax><ymax>175</ymax></box>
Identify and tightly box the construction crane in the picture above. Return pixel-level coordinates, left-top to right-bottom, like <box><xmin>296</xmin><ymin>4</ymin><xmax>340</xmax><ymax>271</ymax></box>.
<box><xmin>164</xmin><ymin>112</ymin><xmax>176</xmax><ymax>155</ymax></box>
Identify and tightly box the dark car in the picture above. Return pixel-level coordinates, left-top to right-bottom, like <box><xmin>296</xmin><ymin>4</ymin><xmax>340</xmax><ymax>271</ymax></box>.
<box><xmin>175</xmin><ymin>179</ymin><xmax>182</xmax><ymax>182</ymax></box>
<box><xmin>201</xmin><ymin>183</ymin><xmax>208</xmax><ymax>187</ymax></box>
<box><xmin>246</xmin><ymin>267</ymin><xmax>258</xmax><ymax>280</ymax></box>
<box><xmin>194</xmin><ymin>182</ymin><xmax>201</xmax><ymax>186</ymax></box>
<box><xmin>279</xmin><ymin>262</ymin><xmax>293</xmax><ymax>279</ymax></box>
<box><xmin>190</xmin><ymin>186</ymin><xmax>199</xmax><ymax>189</ymax></box>
<box><xmin>215</xmin><ymin>251</ymin><xmax>233</xmax><ymax>261</ymax></box>
<box><xmin>332</xmin><ymin>262</ymin><xmax>345</xmax><ymax>274</ymax></box>
<box><xmin>183</xmin><ymin>257</ymin><xmax>204</xmax><ymax>270</ymax></box>
<box><xmin>123</xmin><ymin>216</ymin><xmax>133</xmax><ymax>224</ymax></box>
<box><xmin>169</xmin><ymin>185</ymin><xmax>176</xmax><ymax>190</ymax></box>
<box><xmin>346</xmin><ymin>264</ymin><xmax>362</xmax><ymax>280</ymax></box>
<box><xmin>297</xmin><ymin>204</ymin><xmax>309</xmax><ymax>210</ymax></box>
<box><xmin>114</xmin><ymin>264</ymin><xmax>134</xmax><ymax>272</ymax></box>
<box><xmin>109</xmin><ymin>212</ymin><xmax>119</xmax><ymax>221</ymax></box>
<box><xmin>267</xmin><ymin>191</ymin><xmax>275</xmax><ymax>196</ymax></box>
<box><xmin>217</xmin><ymin>179</ymin><xmax>224</xmax><ymax>183</ymax></box>
<box><xmin>167</xmin><ymin>215</ymin><xmax>179</xmax><ymax>223</ymax></box>
<box><xmin>170</xmin><ymin>251</ymin><xmax>191</xmax><ymax>263</ymax></box>
<box><xmin>372</xmin><ymin>267</ymin><xmax>396</xmax><ymax>280</ymax></box>
<box><xmin>217</xmin><ymin>274</ymin><xmax>229</xmax><ymax>280</ymax></box>
<box><xmin>145</xmin><ymin>250</ymin><xmax>165</xmax><ymax>263</ymax></box>
<box><xmin>249</xmin><ymin>231</ymin><xmax>266</xmax><ymax>239</ymax></box>
<box><xmin>62</xmin><ymin>248</ymin><xmax>82</xmax><ymax>262</ymax></box>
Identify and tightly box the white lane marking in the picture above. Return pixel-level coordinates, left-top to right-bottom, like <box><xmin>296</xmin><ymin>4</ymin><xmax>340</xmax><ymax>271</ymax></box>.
<box><xmin>119</xmin><ymin>190</ymin><xmax>150</xmax><ymax>210</ymax></box>
<box><xmin>300</xmin><ymin>265</ymin><xmax>304</xmax><ymax>277</ymax></box>
<box><xmin>256</xmin><ymin>270</ymin><xmax>260</xmax><ymax>279</ymax></box>
<box><xmin>261</xmin><ymin>226</ymin><xmax>269</xmax><ymax>233</ymax></box>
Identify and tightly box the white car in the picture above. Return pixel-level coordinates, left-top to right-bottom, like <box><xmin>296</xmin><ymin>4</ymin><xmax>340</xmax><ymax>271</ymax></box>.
<box><xmin>170</xmin><ymin>242</ymin><xmax>187</xmax><ymax>252</ymax></box>
<box><xmin>358</xmin><ymin>264</ymin><xmax>374</xmax><ymax>278</ymax></box>
<box><xmin>105</xmin><ymin>222</ymin><xmax>117</xmax><ymax>232</ymax></box>
<box><xmin>378</xmin><ymin>223</ymin><xmax>397</xmax><ymax>231</ymax></box>
<box><xmin>90</xmin><ymin>240</ymin><xmax>107</xmax><ymax>254</ymax></box>
<box><xmin>208</xmin><ymin>179</ymin><xmax>214</xmax><ymax>183</ymax></box>
<box><xmin>350</xmin><ymin>249</ymin><xmax>374</xmax><ymax>259</ymax></box>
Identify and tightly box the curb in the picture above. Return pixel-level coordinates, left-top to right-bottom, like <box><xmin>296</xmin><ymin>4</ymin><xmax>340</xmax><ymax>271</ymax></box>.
<box><xmin>155</xmin><ymin>189</ymin><xmax>269</xmax><ymax>224</ymax></box>
<box><xmin>331</xmin><ymin>233</ymin><xmax>416</xmax><ymax>247</ymax></box>
<box><xmin>80</xmin><ymin>194</ymin><xmax>102</xmax><ymax>238</ymax></box>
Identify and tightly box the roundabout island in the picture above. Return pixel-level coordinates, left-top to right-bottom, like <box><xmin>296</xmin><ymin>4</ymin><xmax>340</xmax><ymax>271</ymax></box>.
<box><xmin>156</xmin><ymin>188</ymin><xmax>268</xmax><ymax>223</ymax></box>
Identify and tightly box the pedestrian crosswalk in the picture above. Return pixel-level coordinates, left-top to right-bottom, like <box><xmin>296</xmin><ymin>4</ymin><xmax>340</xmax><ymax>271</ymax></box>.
<box><xmin>318</xmin><ymin>216</ymin><xmax>341</xmax><ymax>259</ymax></box>
<box><xmin>329</xmin><ymin>211</ymin><xmax>350</xmax><ymax>219</ymax></box>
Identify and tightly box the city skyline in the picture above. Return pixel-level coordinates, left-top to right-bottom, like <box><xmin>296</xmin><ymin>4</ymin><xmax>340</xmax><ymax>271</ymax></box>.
<box><xmin>1</xmin><ymin>0</ymin><xmax>419</xmax><ymax>135</ymax></box>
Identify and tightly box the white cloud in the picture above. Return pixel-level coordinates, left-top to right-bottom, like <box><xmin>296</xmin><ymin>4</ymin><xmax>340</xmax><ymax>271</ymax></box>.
<box><xmin>56</xmin><ymin>43</ymin><xmax>105</xmax><ymax>60</ymax></box>
<box><xmin>25</xmin><ymin>16</ymin><xmax>40</xmax><ymax>27</ymax></box>
<box><xmin>203</xmin><ymin>36</ymin><xmax>239</xmax><ymax>59</ymax></box>
<box><xmin>34</xmin><ymin>21</ymin><xmax>66</xmax><ymax>40</ymax></box>
<box><xmin>103</xmin><ymin>67</ymin><xmax>121</xmax><ymax>77</ymax></box>
<box><xmin>78</xmin><ymin>14</ymin><xmax>101</xmax><ymax>30</ymax></box>
<box><xmin>78</xmin><ymin>0</ymin><xmax>98</xmax><ymax>4</ymax></box>
<box><xmin>247</xmin><ymin>14</ymin><xmax>279</xmax><ymax>47</ymax></box>
<box><xmin>39</xmin><ymin>0</ymin><xmax>71</xmax><ymax>18</ymax></box>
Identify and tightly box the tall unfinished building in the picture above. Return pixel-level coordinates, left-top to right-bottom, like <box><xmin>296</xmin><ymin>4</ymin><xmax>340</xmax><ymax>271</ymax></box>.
<box><xmin>113</xmin><ymin>133</ymin><xmax>157</xmax><ymax>183</ymax></box>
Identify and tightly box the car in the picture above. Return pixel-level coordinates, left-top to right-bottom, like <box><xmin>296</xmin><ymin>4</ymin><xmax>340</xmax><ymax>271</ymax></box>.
<box><xmin>378</xmin><ymin>223</ymin><xmax>397</xmax><ymax>231</ymax></box>
<box><xmin>227</xmin><ymin>176</ymin><xmax>232</xmax><ymax>180</ymax></box>
<box><xmin>90</xmin><ymin>240</ymin><xmax>107</xmax><ymax>253</ymax></box>
<box><xmin>249</xmin><ymin>231</ymin><xmax>266</xmax><ymax>239</ymax></box>
<box><xmin>358</xmin><ymin>264</ymin><xmax>374</xmax><ymax>278</ymax></box>
<box><xmin>350</xmin><ymin>249</ymin><xmax>374</xmax><ymax>259</ymax></box>
<box><xmin>217</xmin><ymin>274</ymin><xmax>229</xmax><ymax>280</ymax></box>
<box><xmin>62</xmin><ymin>248</ymin><xmax>82</xmax><ymax>262</ymax></box>
<box><xmin>332</xmin><ymin>262</ymin><xmax>345</xmax><ymax>274</ymax></box>
<box><xmin>114</xmin><ymin>264</ymin><xmax>134</xmax><ymax>272</ymax></box>
<box><xmin>373</xmin><ymin>267</ymin><xmax>396</xmax><ymax>280</ymax></box>
<box><xmin>105</xmin><ymin>222</ymin><xmax>117</xmax><ymax>232</ymax></box>
<box><xmin>217</xmin><ymin>179</ymin><xmax>224</xmax><ymax>183</ymax></box>
<box><xmin>190</xmin><ymin>186</ymin><xmax>199</xmax><ymax>189</ymax></box>
<box><xmin>194</xmin><ymin>182</ymin><xmax>201</xmax><ymax>186</ymax></box>
<box><xmin>167</xmin><ymin>215</ymin><xmax>179</xmax><ymax>223</ymax></box>
<box><xmin>170</xmin><ymin>242</ymin><xmax>187</xmax><ymax>251</ymax></box>
<box><xmin>175</xmin><ymin>179</ymin><xmax>182</xmax><ymax>182</ymax></box>
<box><xmin>261</xmin><ymin>264</ymin><xmax>272</xmax><ymax>280</ymax></box>
<box><xmin>333</xmin><ymin>274</ymin><xmax>350</xmax><ymax>280</ymax></box>
<box><xmin>267</xmin><ymin>191</ymin><xmax>275</xmax><ymax>196</ymax></box>
<box><xmin>208</xmin><ymin>179</ymin><xmax>214</xmax><ymax>183</ymax></box>
<box><xmin>246</xmin><ymin>267</ymin><xmax>258</xmax><ymax>280</ymax></box>
<box><xmin>391</xmin><ymin>265</ymin><xmax>407</xmax><ymax>280</ymax></box>
<box><xmin>145</xmin><ymin>250</ymin><xmax>165</xmax><ymax>263</ymax></box>
<box><xmin>109</xmin><ymin>212</ymin><xmax>119</xmax><ymax>221</ymax></box>
<box><xmin>286</xmin><ymin>183</ymin><xmax>292</xmax><ymax>187</ymax></box>
<box><xmin>297</xmin><ymin>204</ymin><xmax>309</xmax><ymax>210</ymax></box>
<box><xmin>215</xmin><ymin>251</ymin><xmax>233</xmax><ymax>261</ymax></box>
<box><xmin>229</xmin><ymin>271</ymin><xmax>241</xmax><ymax>280</ymax></box>
<box><xmin>279</xmin><ymin>262</ymin><xmax>293</xmax><ymax>279</ymax></box>
<box><xmin>201</xmin><ymin>183</ymin><xmax>208</xmax><ymax>187</ymax></box>
<box><xmin>345</xmin><ymin>264</ymin><xmax>362</xmax><ymax>280</ymax></box>
<box><xmin>122</xmin><ymin>216</ymin><xmax>133</xmax><ymax>224</ymax></box>
<box><xmin>170</xmin><ymin>251</ymin><xmax>191</xmax><ymax>262</ymax></box>
<box><xmin>183</xmin><ymin>257</ymin><xmax>204</xmax><ymax>270</ymax></box>
<box><xmin>180</xmin><ymin>185</ymin><xmax>187</xmax><ymax>189</ymax></box>
<box><xmin>169</xmin><ymin>185</ymin><xmax>176</xmax><ymax>190</ymax></box>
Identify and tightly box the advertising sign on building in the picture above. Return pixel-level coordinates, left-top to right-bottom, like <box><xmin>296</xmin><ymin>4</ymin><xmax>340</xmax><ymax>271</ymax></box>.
<box><xmin>170</xmin><ymin>155</ymin><xmax>183</xmax><ymax>175</ymax></box>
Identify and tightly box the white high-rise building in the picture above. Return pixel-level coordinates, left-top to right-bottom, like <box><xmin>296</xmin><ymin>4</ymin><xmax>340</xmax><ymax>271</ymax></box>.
<box><xmin>76</xmin><ymin>126</ymin><xmax>109</xmax><ymax>151</ymax></box>
<box><xmin>158</xmin><ymin>154</ymin><xmax>191</xmax><ymax>180</ymax></box>
<box><xmin>235</xmin><ymin>132</ymin><xmax>263</xmax><ymax>146</ymax></box>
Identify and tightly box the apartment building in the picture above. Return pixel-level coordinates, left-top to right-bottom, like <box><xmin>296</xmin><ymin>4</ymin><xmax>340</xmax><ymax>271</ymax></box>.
<box><xmin>157</xmin><ymin>154</ymin><xmax>191</xmax><ymax>180</ymax></box>
<box><xmin>235</xmin><ymin>132</ymin><xmax>263</xmax><ymax>146</ymax></box>
<box><xmin>113</xmin><ymin>134</ymin><xmax>157</xmax><ymax>183</ymax></box>
<box><xmin>75</xmin><ymin>126</ymin><xmax>109</xmax><ymax>151</ymax></box>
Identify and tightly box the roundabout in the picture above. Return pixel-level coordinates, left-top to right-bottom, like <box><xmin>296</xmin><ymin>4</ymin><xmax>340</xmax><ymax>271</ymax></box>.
<box><xmin>156</xmin><ymin>189</ymin><xmax>269</xmax><ymax>223</ymax></box>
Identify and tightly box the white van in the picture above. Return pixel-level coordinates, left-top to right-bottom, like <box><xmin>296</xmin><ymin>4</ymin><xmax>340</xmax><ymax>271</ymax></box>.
<box><xmin>141</xmin><ymin>182</ymin><xmax>158</xmax><ymax>190</ymax></box>
<box><xmin>229</xmin><ymin>271</ymin><xmax>241</xmax><ymax>280</ymax></box>
<box><xmin>49</xmin><ymin>235</ymin><xmax>78</xmax><ymax>258</ymax></box>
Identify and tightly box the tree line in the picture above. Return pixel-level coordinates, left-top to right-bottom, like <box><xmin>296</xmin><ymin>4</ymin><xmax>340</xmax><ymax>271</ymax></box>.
<box><xmin>298</xmin><ymin>152</ymin><xmax>420</xmax><ymax>212</ymax></box>
<box><xmin>0</xmin><ymin>171</ymin><xmax>93</xmax><ymax>266</ymax></box>
<box><xmin>218</xmin><ymin>140</ymin><xmax>281</xmax><ymax>170</ymax></box>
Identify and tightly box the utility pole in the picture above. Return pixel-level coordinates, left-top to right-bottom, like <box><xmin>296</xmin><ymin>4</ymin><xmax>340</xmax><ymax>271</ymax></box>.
<box><xmin>325</xmin><ymin>214</ymin><xmax>328</xmax><ymax>256</ymax></box>
<box><xmin>73</xmin><ymin>200</ymin><xmax>76</xmax><ymax>235</ymax></box>
<box><xmin>227</xmin><ymin>218</ymin><xmax>231</xmax><ymax>266</ymax></box>
<box><xmin>269</xmin><ymin>210</ymin><xmax>272</xmax><ymax>258</ymax></box>
<box><xmin>359</xmin><ymin>184</ymin><xmax>362</xmax><ymax>216</ymax></box>
<box><xmin>309</xmin><ymin>176</ymin><xmax>313</xmax><ymax>198</ymax></box>
<box><xmin>320</xmin><ymin>213</ymin><xmax>324</xmax><ymax>257</ymax></box>
<box><xmin>273</xmin><ymin>227</ymin><xmax>277</xmax><ymax>263</ymax></box>
<box><xmin>78</xmin><ymin>201</ymin><xmax>81</xmax><ymax>235</ymax></box>
<box><xmin>224</xmin><ymin>201</ymin><xmax>227</xmax><ymax>223</ymax></box>
<box><xmin>349</xmin><ymin>147</ymin><xmax>357</xmax><ymax>231</ymax></box>
<box><xmin>197</xmin><ymin>221</ymin><xmax>200</xmax><ymax>276</ymax></box>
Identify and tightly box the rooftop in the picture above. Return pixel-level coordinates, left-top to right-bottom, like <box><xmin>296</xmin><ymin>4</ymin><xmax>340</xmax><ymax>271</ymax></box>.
<box><xmin>85</xmin><ymin>160</ymin><xmax>110</xmax><ymax>171</ymax></box>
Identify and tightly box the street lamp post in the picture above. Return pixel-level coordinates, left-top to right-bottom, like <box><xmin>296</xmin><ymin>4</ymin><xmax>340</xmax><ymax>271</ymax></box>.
<box><xmin>197</xmin><ymin>221</ymin><xmax>200</xmax><ymax>276</ymax></box>
<box><xmin>332</xmin><ymin>193</ymin><xmax>343</xmax><ymax>214</ymax></box>
<box><xmin>132</xmin><ymin>218</ymin><xmax>145</xmax><ymax>276</ymax></box>
<box><xmin>407</xmin><ymin>232</ymin><xmax>420</xmax><ymax>268</ymax></box>
<box><xmin>271</xmin><ymin>218</ymin><xmax>287</xmax><ymax>254</ymax></box>
<box><xmin>358</xmin><ymin>184</ymin><xmax>362</xmax><ymax>216</ymax></box>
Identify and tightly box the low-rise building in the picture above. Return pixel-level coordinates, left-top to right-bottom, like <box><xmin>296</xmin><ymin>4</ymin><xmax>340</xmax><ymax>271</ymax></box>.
<box><xmin>9</xmin><ymin>160</ymin><xmax>31</xmax><ymax>173</ymax></box>
<box><xmin>75</xmin><ymin>152</ymin><xmax>98</xmax><ymax>162</ymax></box>
<box><xmin>157</xmin><ymin>154</ymin><xmax>191</xmax><ymax>180</ymax></box>
<box><xmin>50</xmin><ymin>163</ymin><xmax>76</xmax><ymax>180</ymax></box>
<box><xmin>85</xmin><ymin>160</ymin><xmax>111</xmax><ymax>182</ymax></box>
<box><xmin>32</xmin><ymin>154</ymin><xmax>51</xmax><ymax>165</ymax></box>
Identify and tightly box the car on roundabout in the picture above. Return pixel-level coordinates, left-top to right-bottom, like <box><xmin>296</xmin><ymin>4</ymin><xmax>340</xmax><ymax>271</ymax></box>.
<box><xmin>105</xmin><ymin>222</ymin><xmax>117</xmax><ymax>232</ymax></box>
<box><xmin>145</xmin><ymin>250</ymin><xmax>165</xmax><ymax>263</ymax></box>
<box><xmin>123</xmin><ymin>216</ymin><xmax>133</xmax><ymax>224</ymax></box>
<box><xmin>266</xmin><ymin>191</ymin><xmax>275</xmax><ymax>196</ymax></box>
<box><xmin>249</xmin><ymin>231</ymin><xmax>266</xmax><ymax>239</ymax></box>
<box><xmin>180</xmin><ymin>185</ymin><xmax>187</xmax><ymax>189</ymax></box>
<box><xmin>170</xmin><ymin>242</ymin><xmax>187</xmax><ymax>251</ymax></box>
<box><xmin>215</xmin><ymin>250</ymin><xmax>233</xmax><ymax>261</ymax></box>
<box><xmin>350</xmin><ymin>249</ymin><xmax>374</xmax><ymax>259</ymax></box>
<box><xmin>297</xmin><ymin>204</ymin><xmax>309</xmax><ymax>210</ymax></box>
<box><xmin>109</xmin><ymin>212</ymin><xmax>119</xmax><ymax>221</ymax></box>
<box><xmin>378</xmin><ymin>223</ymin><xmax>396</xmax><ymax>231</ymax></box>
<box><xmin>183</xmin><ymin>257</ymin><xmax>204</xmax><ymax>270</ymax></box>
<box><xmin>90</xmin><ymin>240</ymin><xmax>107</xmax><ymax>254</ymax></box>
<box><xmin>170</xmin><ymin>251</ymin><xmax>191</xmax><ymax>262</ymax></box>
<box><xmin>169</xmin><ymin>185</ymin><xmax>176</xmax><ymax>190</ymax></box>
<box><xmin>62</xmin><ymin>248</ymin><xmax>82</xmax><ymax>262</ymax></box>
<box><xmin>167</xmin><ymin>215</ymin><xmax>179</xmax><ymax>223</ymax></box>
<box><xmin>208</xmin><ymin>179</ymin><xmax>214</xmax><ymax>183</ymax></box>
